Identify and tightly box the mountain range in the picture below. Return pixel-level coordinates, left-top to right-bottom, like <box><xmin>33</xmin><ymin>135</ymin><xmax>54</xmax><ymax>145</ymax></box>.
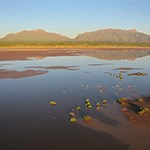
<box><xmin>0</xmin><ymin>29</ymin><xmax>150</xmax><ymax>43</ymax></box>
<box><xmin>0</xmin><ymin>29</ymin><xmax>69</xmax><ymax>42</ymax></box>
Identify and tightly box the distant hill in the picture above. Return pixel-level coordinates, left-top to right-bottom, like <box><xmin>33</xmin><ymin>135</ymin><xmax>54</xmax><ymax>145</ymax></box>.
<box><xmin>0</xmin><ymin>29</ymin><xmax>71</xmax><ymax>42</ymax></box>
<box><xmin>0</xmin><ymin>28</ymin><xmax>150</xmax><ymax>43</ymax></box>
<box><xmin>75</xmin><ymin>29</ymin><xmax>150</xmax><ymax>43</ymax></box>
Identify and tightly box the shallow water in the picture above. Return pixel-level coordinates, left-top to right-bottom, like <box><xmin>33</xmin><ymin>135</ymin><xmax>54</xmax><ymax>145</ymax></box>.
<box><xmin>0</xmin><ymin>50</ymin><xmax>150</xmax><ymax>150</ymax></box>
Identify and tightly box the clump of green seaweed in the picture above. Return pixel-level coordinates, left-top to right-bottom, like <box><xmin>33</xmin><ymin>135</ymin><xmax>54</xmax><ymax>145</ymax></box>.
<box><xmin>107</xmin><ymin>71</ymin><xmax>124</xmax><ymax>80</ymax></box>
<box><xmin>49</xmin><ymin>95</ymin><xmax>150</xmax><ymax>125</ymax></box>
<box><xmin>128</xmin><ymin>72</ymin><xmax>147</xmax><ymax>76</ymax></box>
<box><xmin>117</xmin><ymin>97</ymin><xmax>150</xmax><ymax>115</ymax></box>
<box><xmin>137</xmin><ymin>107</ymin><xmax>149</xmax><ymax>115</ymax></box>
<box><xmin>49</xmin><ymin>98</ymin><xmax>109</xmax><ymax>123</ymax></box>
<box><xmin>117</xmin><ymin>97</ymin><xmax>127</xmax><ymax>106</ymax></box>
<box><xmin>117</xmin><ymin>96</ymin><xmax>150</xmax><ymax>125</ymax></box>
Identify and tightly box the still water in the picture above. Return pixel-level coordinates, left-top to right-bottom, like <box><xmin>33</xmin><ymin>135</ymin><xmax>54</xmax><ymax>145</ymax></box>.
<box><xmin>0</xmin><ymin>51</ymin><xmax>150</xmax><ymax>150</ymax></box>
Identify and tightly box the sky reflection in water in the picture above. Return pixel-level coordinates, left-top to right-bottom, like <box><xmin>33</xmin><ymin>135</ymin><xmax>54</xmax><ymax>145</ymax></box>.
<box><xmin>0</xmin><ymin>55</ymin><xmax>150</xmax><ymax>101</ymax></box>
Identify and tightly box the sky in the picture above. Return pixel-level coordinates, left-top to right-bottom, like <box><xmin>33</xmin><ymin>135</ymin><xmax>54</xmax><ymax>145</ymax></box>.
<box><xmin>0</xmin><ymin>0</ymin><xmax>150</xmax><ymax>38</ymax></box>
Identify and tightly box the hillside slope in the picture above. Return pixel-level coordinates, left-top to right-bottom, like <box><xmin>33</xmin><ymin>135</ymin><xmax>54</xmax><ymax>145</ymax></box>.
<box><xmin>0</xmin><ymin>29</ymin><xmax>71</xmax><ymax>42</ymax></box>
<box><xmin>75</xmin><ymin>29</ymin><xmax>150</xmax><ymax>43</ymax></box>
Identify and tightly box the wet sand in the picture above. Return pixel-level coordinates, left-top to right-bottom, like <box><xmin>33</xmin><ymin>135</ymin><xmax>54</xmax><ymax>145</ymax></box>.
<box><xmin>88</xmin><ymin>63</ymin><xmax>113</xmax><ymax>66</ymax></box>
<box><xmin>77</xmin><ymin>103</ymin><xmax>150</xmax><ymax>150</ymax></box>
<box><xmin>0</xmin><ymin>69</ymin><xmax>48</xmax><ymax>79</ymax></box>
<box><xmin>0</xmin><ymin>66</ymin><xmax>80</xmax><ymax>79</ymax></box>
<box><xmin>26</xmin><ymin>66</ymin><xmax>80</xmax><ymax>70</ymax></box>
<box><xmin>113</xmin><ymin>68</ymin><xmax>143</xmax><ymax>70</ymax></box>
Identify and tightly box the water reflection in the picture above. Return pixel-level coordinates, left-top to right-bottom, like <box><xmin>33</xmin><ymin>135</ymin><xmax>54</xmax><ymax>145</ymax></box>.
<box><xmin>83</xmin><ymin>49</ymin><xmax>150</xmax><ymax>60</ymax></box>
<box><xmin>0</xmin><ymin>49</ymin><xmax>150</xmax><ymax>61</ymax></box>
<box><xmin>0</xmin><ymin>49</ymin><xmax>150</xmax><ymax>150</ymax></box>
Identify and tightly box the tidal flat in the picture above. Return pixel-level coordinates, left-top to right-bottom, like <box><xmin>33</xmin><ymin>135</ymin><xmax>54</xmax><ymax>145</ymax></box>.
<box><xmin>0</xmin><ymin>48</ymin><xmax>150</xmax><ymax>150</ymax></box>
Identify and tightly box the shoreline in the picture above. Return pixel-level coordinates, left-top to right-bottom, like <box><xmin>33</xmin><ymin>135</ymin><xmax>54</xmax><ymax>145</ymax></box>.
<box><xmin>0</xmin><ymin>46</ymin><xmax>150</xmax><ymax>51</ymax></box>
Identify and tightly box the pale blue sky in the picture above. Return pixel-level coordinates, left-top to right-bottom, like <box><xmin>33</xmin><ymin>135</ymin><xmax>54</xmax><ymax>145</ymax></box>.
<box><xmin>0</xmin><ymin>0</ymin><xmax>150</xmax><ymax>38</ymax></box>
